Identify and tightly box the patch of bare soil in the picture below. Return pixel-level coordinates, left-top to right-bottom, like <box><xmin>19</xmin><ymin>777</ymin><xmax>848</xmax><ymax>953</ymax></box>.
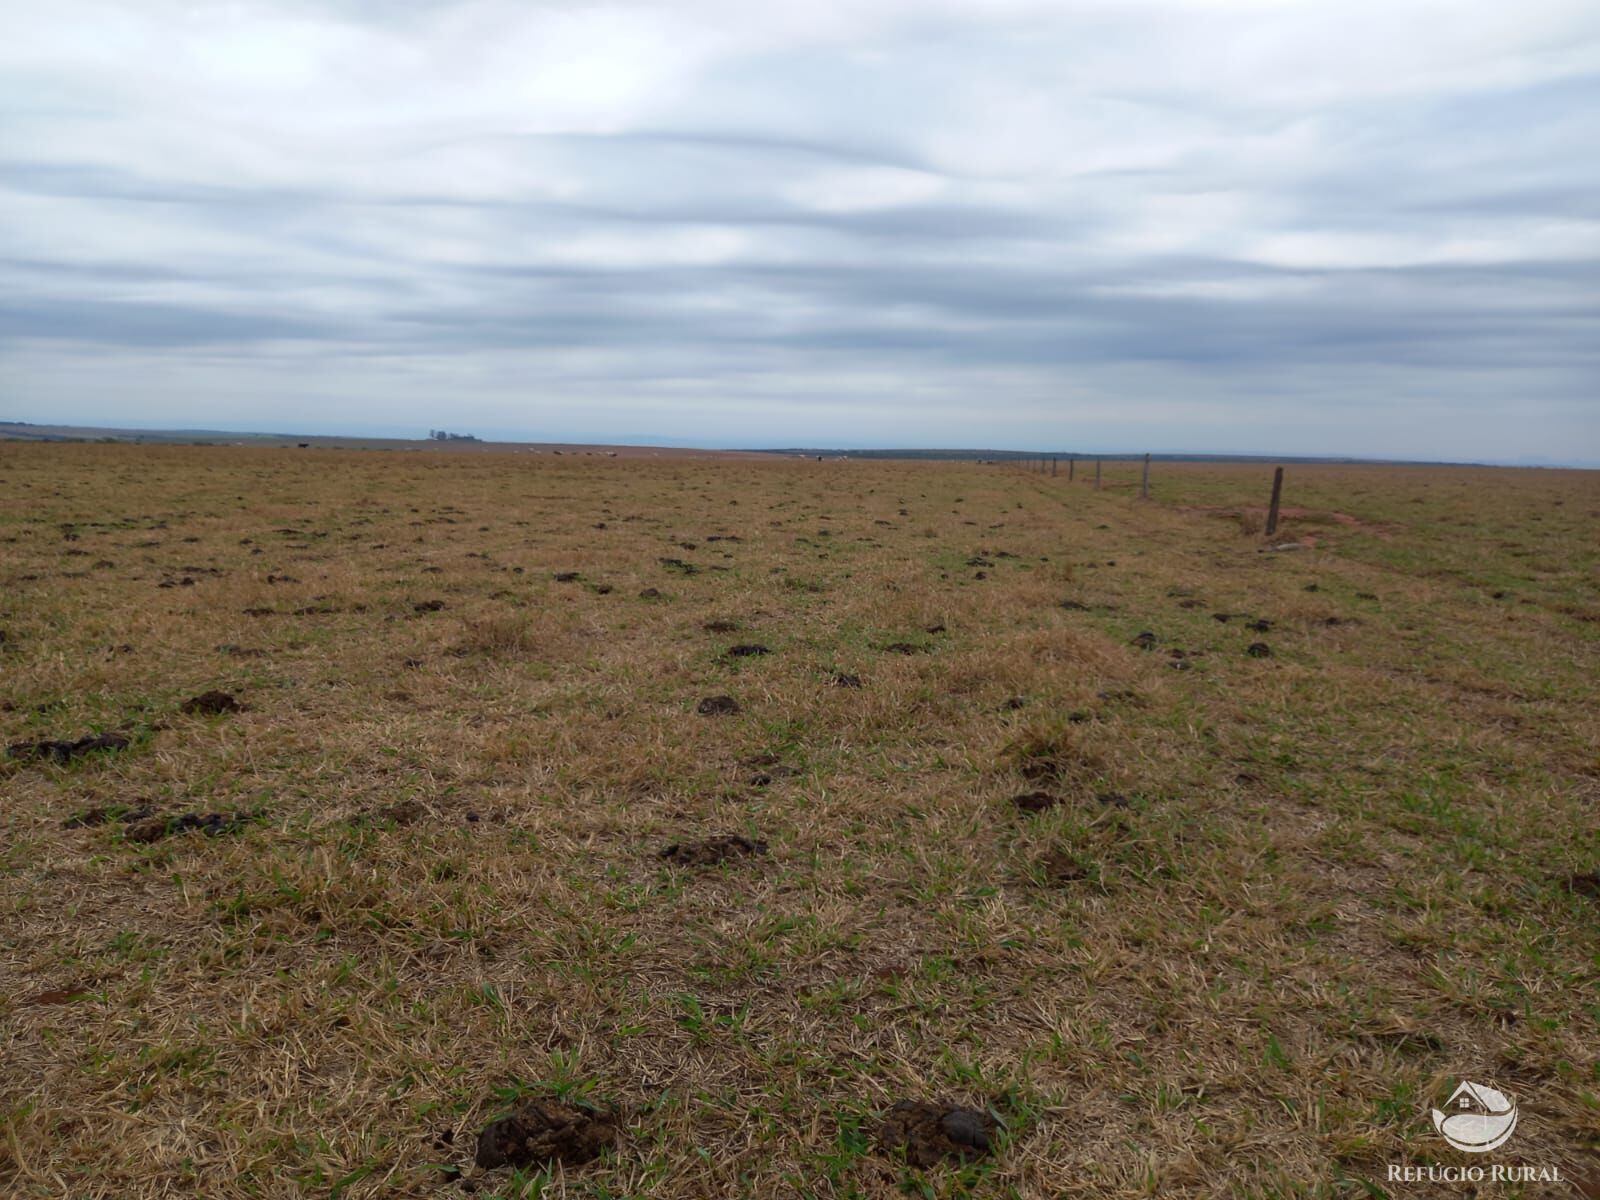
<box><xmin>474</xmin><ymin>1100</ymin><xmax>619</xmax><ymax>1170</ymax></box>
<box><xmin>659</xmin><ymin>834</ymin><xmax>768</xmax><ymax>866</ymax></box>
<box><xmin>877</xmin><ymin>1100</ymin><xmax>995</xmax><ymax>1167</ymax></box>
<box><xmin>696</xmin><ymin>695</ymin><xmax>741</xmax><ymax>716</ymax></box>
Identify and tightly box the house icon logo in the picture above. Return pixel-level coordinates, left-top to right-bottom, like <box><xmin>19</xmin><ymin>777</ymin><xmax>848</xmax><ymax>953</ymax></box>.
<box><xmin>1431</xmin><ymin>1081</ymin><xmax>1518</xmax><ymax>1153</ymax></box>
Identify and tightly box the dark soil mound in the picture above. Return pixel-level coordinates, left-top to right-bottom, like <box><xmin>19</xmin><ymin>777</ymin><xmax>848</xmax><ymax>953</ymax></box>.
<box><xmin>181</xmin><ymin>690</ymin><xmax>243</xmax><ymax>715</ymax></box>
<box><xmin>697</xmin><ymin>695</ymin><xmax>741</xmax><ymax>716</ymax></box>
<box><xmin>750</xmin><ymin>766</ymin><xmax>799</xmax><ymax>787</ymax></box>
<box><xmin>829</xmin><ymin>672</ymin><xmax>863</xmax><ymax>688</ymax></box>
<box><xmin>125</xmin><ymin>811</ymin><xmax>253</xmax><ymax>843</ymax></box>
<box><xmin>8</xmin><ymin>732</ymin><xmax>130</xmax><ymax>764</ymax></box>
<box><xmin>1037</xmin><ymin>850</ymin><xmax>1090</xmax><ymax>884</ymax></box>
<box><xmin>726</xmin><ymin>643</ymin><xmax>770</xmax><ymax>657</ymax></box>
<box><xmin>475</xmin><ymin>1100</ymin><xmax>618</xmax><ymax>1170</ymax></box>
<box><xmin>659</xmin><ymin>834</ymin><xmax>768</xmax><ymax>867</ymax></box>
<box><xmin>1011</xmin><ymin>791</ymin><xmax>1058</xmax><ymax>814</ymax></box>
<box><xmin>413</xmin><ymin>599</ymin><xmax>446</xmax><ymax>612</ymax></box>
<box><xmin>1246</xmin><ymin>642</ymin><xmax>1272</xmax><ymax>658</ymax></box>
<box><xmin>62</xmin><ymin>803</ymin><xmax>156</xmax><ymax>829</ymax></box>
<box><xmin>25</xmin><ymin>985</ymin><xmax>93</xmax><ymax>1007</ymax></box>
<box><xmin>702</xmin><ymin>619</ymin><xmax>739</xmax><ymax>633</ymax></box>
<box><xmin>877</xmin><ymin>1100</ymin><xmax>995</xmax><ymax>1167</ymax></box>
<box><xmin>1560</xmin><ymin>871</ymin><xmax>1600</xmax><ymax>899</ymax></box>
<box><xmin>353</xmin><ymin>799</ymin><xmax>424</xmax><ymax>827</ymax></box>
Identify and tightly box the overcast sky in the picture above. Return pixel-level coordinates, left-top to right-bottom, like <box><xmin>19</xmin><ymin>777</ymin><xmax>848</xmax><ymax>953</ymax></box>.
<box><xmin>3</xmin><ymin>1</ymin><xmax>1597</xmax><ymax>460</ymax></box>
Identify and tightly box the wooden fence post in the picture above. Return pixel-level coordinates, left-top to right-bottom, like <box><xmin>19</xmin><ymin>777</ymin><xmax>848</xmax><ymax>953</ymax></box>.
<box><xmin>1051</xmin><ymin>456</ymin><xmax>1058</xmax><ymax>477</ymax></box>
<box><xmin>1068</xmin><ymin>457</ymin><xmax>1075</xmax><ymax>482</ymax></box>
<box><xmin>1094</xmin><ymin>458</ymin><xmax>1102</xmax><ymax>490</ymax></box>
<box><xmin>1141</xmin><ymin>453</ymin><xmax>1150</xmax><ymax>499</ymax></box>
<box><xmin>1266</xmin><ymin>466</ymin><xmax>1284</xmax><ymax>537</ymax></box>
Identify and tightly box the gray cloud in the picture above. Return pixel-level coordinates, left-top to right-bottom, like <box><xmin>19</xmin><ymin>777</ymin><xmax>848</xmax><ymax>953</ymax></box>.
<box><xmin>2</xmin><ymin>0</ymin><xmax>1598</xmax><ymax>461</ymax></box>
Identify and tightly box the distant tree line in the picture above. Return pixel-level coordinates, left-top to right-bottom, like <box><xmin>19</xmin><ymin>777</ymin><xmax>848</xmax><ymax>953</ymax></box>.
<box><xmin>427</xmin><ymin>430</ymin><xmax>480</xmax><ymax>442</ymax></box>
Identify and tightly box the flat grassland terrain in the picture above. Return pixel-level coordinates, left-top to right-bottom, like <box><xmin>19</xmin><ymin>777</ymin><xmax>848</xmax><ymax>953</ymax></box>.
<box><xmin>2</xmin><ymin>445</ymin><xmax>1596</xmax><ymax>1199</ymax></box>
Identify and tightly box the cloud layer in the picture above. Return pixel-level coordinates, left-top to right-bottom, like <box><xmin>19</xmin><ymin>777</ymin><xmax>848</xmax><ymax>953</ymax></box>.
<box><xmin>4</xmin><ymin>0</ymin><xmax>1598</xmax><ymax>459</ymax></box>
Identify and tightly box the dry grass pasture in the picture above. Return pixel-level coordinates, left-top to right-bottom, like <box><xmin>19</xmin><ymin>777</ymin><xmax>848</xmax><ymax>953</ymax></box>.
<box><xmin>2</xmin><ymin>444</ymin><xmax>1597</xmax><ymax>1199</ymax></box>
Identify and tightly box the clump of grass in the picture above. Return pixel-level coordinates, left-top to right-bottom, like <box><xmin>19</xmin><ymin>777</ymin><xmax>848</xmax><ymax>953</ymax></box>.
<box><xmin>1001</xmin><ymin>723</ymin><xmax>1106</xmax><ymax>787</ymax></box>
<box><xmin>456</xmin><ymin>612</ymin><xmax>541</xmax><ymax>656</ymax></box>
